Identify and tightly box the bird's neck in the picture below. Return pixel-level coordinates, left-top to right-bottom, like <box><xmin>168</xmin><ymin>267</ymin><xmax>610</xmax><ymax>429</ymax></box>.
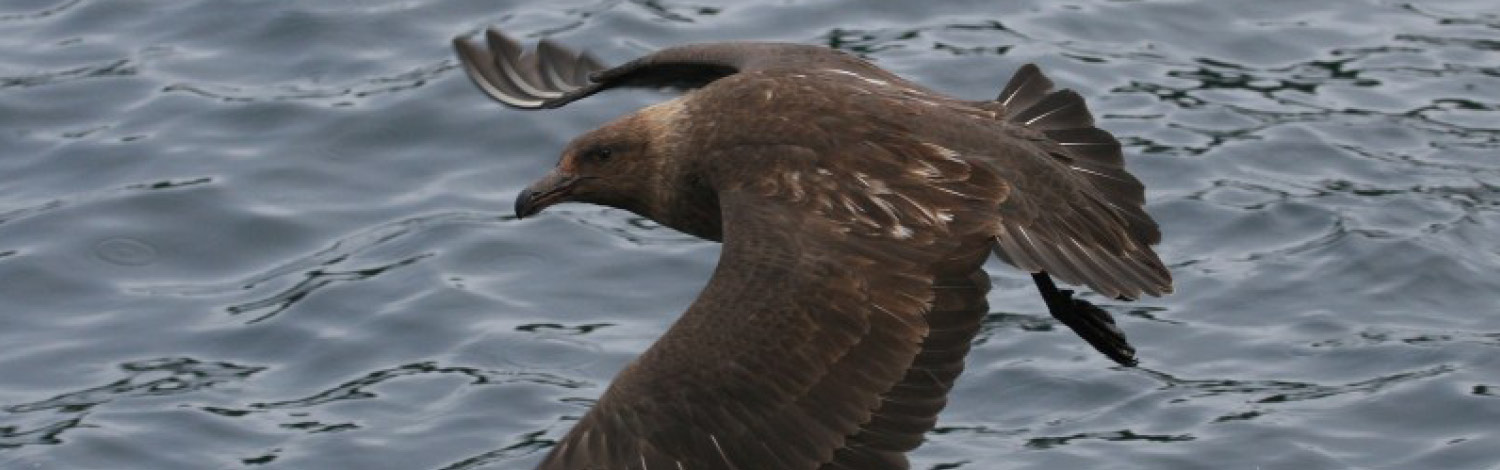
<box><xmin>634</xmin><ymin>99</ymin><xmax>725</xmax><ymax>242</ymax></box>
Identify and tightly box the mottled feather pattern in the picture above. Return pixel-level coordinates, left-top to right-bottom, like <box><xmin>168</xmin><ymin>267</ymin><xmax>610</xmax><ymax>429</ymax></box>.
<box><xmin>455</xmin><ymin>29</ymin><xmax>1173</xmax><ymax>469</ymax></box>
<box><xmin>538</xmin><ymin>96</ymin><xmax>1006</xmax><ymax>468</ymax></box>
<box><xmin>680</xmin><ymin>69</ymin><xmax>1168</xmax><ymax>301</ymax></box>
<box><xmin>686</xmin><ymin>72</ymin><xmax>1009</xmax><ymax>240</ymax></box>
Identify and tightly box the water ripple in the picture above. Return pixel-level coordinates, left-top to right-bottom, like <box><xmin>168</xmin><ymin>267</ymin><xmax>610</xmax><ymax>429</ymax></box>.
<box><xmin>161</xmin><ymin>60</ymin><xmax>452</xmax><ymax>106</ymax></box>
<box><xmin>1</xmin><ymin>357</ymin><xmax>263</xmax><ymax>450</ymax></box>
<box><xmin>0</xmin><ymin>177</ymin><xmax>213</xmax><ymax>228</ymax></box>
<box><xmin>1025</xmin><ymin>429</ymin><xmax>1195</xmax><ymax>450</ymax></box>
<box><xmin>0</xmin><ymin>58</ymin><xmax>137</xmax><ymax>89</ymax></box>
<box><xmin>251</xmin><ymin>362</ymin><xmax>587</xmax><ymax>411</ymax></box>
<box><xmin>1141</xmin><ymin>363</ymin><xmax>1455</xmax><ymax>405</ymax></box>
<box><xmin>138</xmin><ymin>211</ymin><xmax>499</xmax><ymax>323</ymax></box>
<box><xmin>5</xmin><ymin>358</ymin><xmax>264</xmax><ymax>414</ymax></box>
<box><xmin>3</xmin><ymin>0</ymin><xmax>1499</xmax><ymax>468</ymax></box>
<box><xmin>439</xmin><ymin>430</ymin><xmax>552</xmax><ymax>470</ymax></box>
<box><xmin>0</xmin><ymin>0</ymin><xmax>83</xmax><ymax>23</ymax></box>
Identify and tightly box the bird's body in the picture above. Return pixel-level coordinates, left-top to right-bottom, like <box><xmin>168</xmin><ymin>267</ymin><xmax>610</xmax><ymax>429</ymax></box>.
<box><xmin>453</xmin><ymin>30</ymin><xmax>1171</xmax><ymax>470</ymax></box>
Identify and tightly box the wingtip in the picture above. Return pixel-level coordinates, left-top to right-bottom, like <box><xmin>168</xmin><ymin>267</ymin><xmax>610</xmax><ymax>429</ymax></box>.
<box><xmin>484</xmin><ymin>27</ymin><xmax>521</xmax><ymax>54</ymax></box>
<box><xmin>451</xmin><ymin>26</ymin><xmax>609</xmax><ymax>109</ymax></box>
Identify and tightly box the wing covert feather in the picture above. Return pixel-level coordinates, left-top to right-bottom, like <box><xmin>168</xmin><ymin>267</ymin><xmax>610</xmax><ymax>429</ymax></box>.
<box><xmin>537</xmin><ymin>129</ymin><xmax>1004</xmax><ymax>469</ymax></box>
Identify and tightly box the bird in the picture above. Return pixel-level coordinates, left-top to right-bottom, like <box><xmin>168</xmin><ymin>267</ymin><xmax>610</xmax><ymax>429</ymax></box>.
<box><xmin>453</xmin><ymin>28</ymin><xmax>1171</xmax><ymax>470</ymax></box>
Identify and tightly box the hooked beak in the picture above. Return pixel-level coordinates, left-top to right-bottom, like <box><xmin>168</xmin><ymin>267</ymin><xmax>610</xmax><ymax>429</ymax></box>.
<box><xmin>514</xmin><ymin>170</ymin><xmax>583</xmax><ymax>218</ymax></box>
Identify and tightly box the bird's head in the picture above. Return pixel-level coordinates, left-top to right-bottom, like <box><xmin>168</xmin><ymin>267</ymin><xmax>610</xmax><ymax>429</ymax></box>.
<box><xmin>513</xmin><ymin>114</ymin><xmax>655</xmax><ymax>219</ymax></box>
<box><xmin>513</xmin><ymin>100</ymin><xmax>721</xmax><ymax>238</ymax></box>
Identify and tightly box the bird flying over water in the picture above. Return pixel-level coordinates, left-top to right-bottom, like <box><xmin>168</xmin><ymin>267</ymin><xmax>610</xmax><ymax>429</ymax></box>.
<box><xmin>454</xmin><ymin>28</ymin><xmax>1171</xmax><ymax>470</ymax></box>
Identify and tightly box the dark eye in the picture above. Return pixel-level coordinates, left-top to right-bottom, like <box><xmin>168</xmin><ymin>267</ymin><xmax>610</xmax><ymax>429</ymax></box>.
<box><xmin>590</xmin><ymin>147</ymin><xmax>614</xmax><ymax>163</ymax></box>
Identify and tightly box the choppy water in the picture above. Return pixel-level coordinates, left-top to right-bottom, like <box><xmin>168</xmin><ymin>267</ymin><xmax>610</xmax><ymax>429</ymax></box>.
<box><xmin>2</xmin><ymin>0</ymin><xmax>1498</xmax><ymax>469</ymax></box>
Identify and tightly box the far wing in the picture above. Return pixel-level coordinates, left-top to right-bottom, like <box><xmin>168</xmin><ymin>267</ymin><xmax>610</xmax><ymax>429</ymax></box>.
<box><xmin>453</xmin><ymin>28</ymin><xmax>897</xmax><ymax>110</ymax></box>
<box><xmin>452</xmin><ymin>29</ymin><xmax>608</xmax><ymax>109</ymax></box>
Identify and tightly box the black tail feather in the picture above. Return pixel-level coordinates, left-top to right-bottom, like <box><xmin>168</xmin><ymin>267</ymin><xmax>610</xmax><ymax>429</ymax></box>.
<box><xmin>996</xmin><ymin>63</ymin><xmax>1054</xmax><ymax>111</ymax></box>
<box><xmin>1010</xmin><ymin>89</ymin><xmax>1096</xmax><ymax>130</ymax></box>
<box><xmin>999</xmin><ymin>64</ymin><xmax>1163</xmax><ymax>247</ymax></box>
<box><xmin>1042</xmin><ymin>128</ymin><xmax>1125</xmax><ymax>166</ymax></box>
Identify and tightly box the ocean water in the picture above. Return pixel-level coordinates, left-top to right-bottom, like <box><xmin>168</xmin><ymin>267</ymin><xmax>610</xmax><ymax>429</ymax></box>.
<box><xmin>2</xmin><ymin>0</ymin><xmax>1498</xmax><ymax>469</ymax></box>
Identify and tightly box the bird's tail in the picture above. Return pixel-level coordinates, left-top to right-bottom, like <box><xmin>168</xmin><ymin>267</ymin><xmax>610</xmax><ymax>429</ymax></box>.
<box><xmin>995</xmin><ymin>64</ymin><xmax>1159</xmax><ymax>244</ymax></box>
<box><xmin>992</xmin><ymin>64</ymin><xmax>1145</xmax><ymax>366</ymax></box>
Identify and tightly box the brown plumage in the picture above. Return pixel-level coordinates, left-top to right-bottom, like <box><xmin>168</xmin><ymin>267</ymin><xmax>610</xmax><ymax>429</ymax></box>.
<box><xmin>454</xmin><ymin>29</ymin><xmax>1171</xmax><ymax>470</ymax></box>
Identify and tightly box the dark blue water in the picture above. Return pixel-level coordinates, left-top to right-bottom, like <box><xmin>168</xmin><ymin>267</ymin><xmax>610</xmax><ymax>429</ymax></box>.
<box><xmin>2</xmin><ymin>0</ymin><xmax>1498</xmax><ymax>468</ymax></box>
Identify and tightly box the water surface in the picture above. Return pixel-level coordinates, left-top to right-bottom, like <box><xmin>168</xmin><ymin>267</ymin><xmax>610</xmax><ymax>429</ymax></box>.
<box><xmin>2</xmin><ymin>0</ymin><xmax>1498</xmax><ymax>468</ymax></box>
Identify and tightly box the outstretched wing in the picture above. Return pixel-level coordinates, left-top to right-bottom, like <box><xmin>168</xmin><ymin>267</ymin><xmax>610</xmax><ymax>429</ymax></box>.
<box><xmin>453</xmin><ymin>28</ymin><xmax>899</xmax><ymax>110</ymax></box>
<box><xmin>537</xmin><ymin>136</ymin><xmax>1003</xmax><ymax>469</ymax></box>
